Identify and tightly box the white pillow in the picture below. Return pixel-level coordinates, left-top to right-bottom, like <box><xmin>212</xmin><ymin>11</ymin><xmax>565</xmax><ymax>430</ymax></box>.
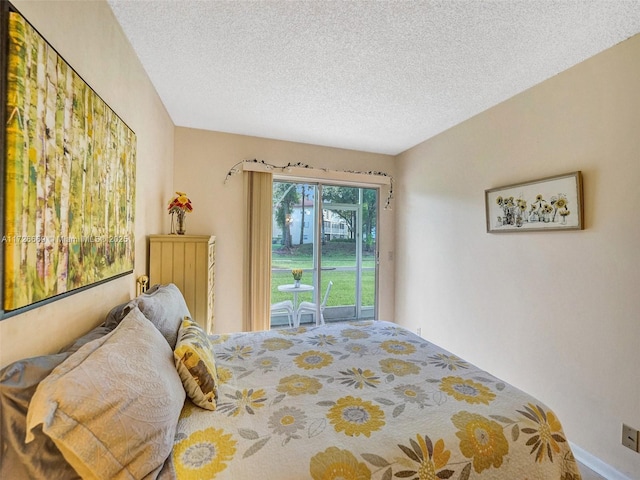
<box><xmin>26</xmin><ymin>307</ymin><xmax>185</xmax><ymax>480</ymax></box>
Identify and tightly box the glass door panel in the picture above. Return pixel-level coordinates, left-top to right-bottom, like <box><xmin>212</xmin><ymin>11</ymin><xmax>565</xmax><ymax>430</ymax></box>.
<box><xmin>360</xmin><ymin>188</ymin><xmax>377</xmax><ymax>320</ymax></box>
<box><xmin>271</xmin><ymin>182</ymin><xmax>316</xmax><ymax>327</ymax></box>
<box><xmin>318</xmin><ymin>186</ymin><xmax>377</xmax><ymax>323</ymax></box>
<box><xmin>317</xmin><ymin>203</ymin><xmax>358</xmax><ymax>323</ymax></box>
<box><xmin>271</xmin><ymin>181</ymin><xmax>377</xmax><ymax>327</ymax></box>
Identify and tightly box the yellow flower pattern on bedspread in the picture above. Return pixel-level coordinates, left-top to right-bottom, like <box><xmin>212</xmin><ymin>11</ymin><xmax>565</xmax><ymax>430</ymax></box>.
<box><xmin>172</xmin><ymin>321</ymin><xmax>582</xmax><ymax>479</ymax></box>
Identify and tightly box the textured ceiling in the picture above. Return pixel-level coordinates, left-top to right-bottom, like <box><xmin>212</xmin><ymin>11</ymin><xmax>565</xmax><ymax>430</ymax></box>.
<box><xmin>107</xmin><ymin>0</ymin><xmax>640</xmax><ymax>155</ymax></box>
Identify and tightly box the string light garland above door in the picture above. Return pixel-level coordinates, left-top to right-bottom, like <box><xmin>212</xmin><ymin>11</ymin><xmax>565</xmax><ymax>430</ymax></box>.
<box><xmin>224</xmin><ymin>159</ymin><xmax>394</xmax><ymax>209</ymax></box>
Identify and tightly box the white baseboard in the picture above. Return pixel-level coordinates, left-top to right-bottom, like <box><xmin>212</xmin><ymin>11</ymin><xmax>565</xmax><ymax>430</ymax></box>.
<box><xmin>571</xmin><ymin>442</ymin><xmax>631</xmax><ymax>480</ymax></box>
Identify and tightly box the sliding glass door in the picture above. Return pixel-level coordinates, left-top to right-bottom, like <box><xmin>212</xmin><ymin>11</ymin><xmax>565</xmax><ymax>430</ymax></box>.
<box><xmin>271</xmin><ymin>180</ymin><xmax>378</xmax><ymax>327</ymax></box>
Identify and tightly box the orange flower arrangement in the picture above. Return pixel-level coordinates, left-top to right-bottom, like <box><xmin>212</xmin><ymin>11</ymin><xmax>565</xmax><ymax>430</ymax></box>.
<box><xmin>168</xmin><ymin>191</ymin><xmax>193</xmax><ymax>214</ymax></box>
<box><xmin>168</xmin><ymin>191</ymin><xmax>193</xmax><ymax>234</ymax></box>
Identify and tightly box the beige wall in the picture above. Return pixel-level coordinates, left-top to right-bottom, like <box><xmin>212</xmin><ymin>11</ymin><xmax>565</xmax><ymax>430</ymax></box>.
<box><xmin>395</xmin><ymin>34</ymin><xmax>640</xmax><ymax>477</ymax></box>
<box><xmin>0</xmin><ymin>1</ymin><xmax>175</xmax><ymax>367</ymax></box>
<box><xmin>173</xmin><ymin>128</ymin><xmax>396</xmax><ymax>334</ymax></box>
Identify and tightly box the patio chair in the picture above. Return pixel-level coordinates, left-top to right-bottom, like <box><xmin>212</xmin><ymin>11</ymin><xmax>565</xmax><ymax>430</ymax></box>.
<box><xmin>270</xmin><ymin>300</ymin><xmax>295</xmax><ymax>328</ymax></box>
<box><xmin>297</xmin><ymin>281</ymin><xmax>333</xmax><ymax>326</ymax></box>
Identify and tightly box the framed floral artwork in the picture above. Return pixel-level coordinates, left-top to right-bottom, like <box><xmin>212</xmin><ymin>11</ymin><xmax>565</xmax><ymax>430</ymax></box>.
<box><xmin>485</xmin><ymin>172</ymin><xmax>583</xmax><ymax>233</ymax></box>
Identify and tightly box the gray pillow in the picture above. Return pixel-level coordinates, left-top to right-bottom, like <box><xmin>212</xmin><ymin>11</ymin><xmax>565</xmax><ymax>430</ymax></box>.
<box><xmin>0</xmin><ymin>323</ymin><xmax>113</xmax><ymax>479</ymax></box>
<box><xmin>103</xmin><ymin>300</ymin><xmax>135</xmax><ymax>330</ymax></box>
<box><xmin>132</xmin><ymin>283</ymin><xmax>191</xmax><ymax>349</ymax></box>
<box><xmin>103</xmin><ymin>284</ymin><xmax>161</xmax><ymax>330</ymax></box>
<box><xmin>26</xmin><ymin>307</ymin><xmax>185</xmax><ymax>480</ymax></box>
<box><xmin>0</xmin><ymin>321</ymin><xmax>112</xmax><ymax>480</ymax></box>
<box><xmin>0</xmin><ymin>352</ymin><xmax>80</xmax><ymax>480</ymax></box>
<box><xmin>59</xmin><ymin>325</ymin><xmax>113</xmax><ymax>355</ymax></box>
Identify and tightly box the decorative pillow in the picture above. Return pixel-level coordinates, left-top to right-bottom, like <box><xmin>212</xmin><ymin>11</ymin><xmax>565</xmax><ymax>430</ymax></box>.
<box><xmin>26</xmin><ymin>307</ymin><xmax>186</xmax><ymax>480</ymax></box>
<box><xmin>130</xmin><ymin>283</ymin><xmax>191</xmax><ymax>349</ymax></box>
<box><xmin>174</xmin><ymin>317</ymin><xmax>219</xmax><ymax>410</ymax></box>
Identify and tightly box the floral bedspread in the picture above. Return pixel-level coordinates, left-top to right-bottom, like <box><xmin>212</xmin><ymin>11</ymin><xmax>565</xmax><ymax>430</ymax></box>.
<box><xmin>172</xmin><ymin>321</ymin><xmax>582</xmax><ymax>479</ymax></box>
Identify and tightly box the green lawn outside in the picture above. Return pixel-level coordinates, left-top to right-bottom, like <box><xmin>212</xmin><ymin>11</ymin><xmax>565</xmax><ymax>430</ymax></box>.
<box><xmin>271</xmin><ymin>241</ymin><xmax>375</xmax><ymax>306</ymax></box>
<box><xmin>271</xmin><ymin>269</ymin><xmax>375</xmax><ymax>306</ymax></box>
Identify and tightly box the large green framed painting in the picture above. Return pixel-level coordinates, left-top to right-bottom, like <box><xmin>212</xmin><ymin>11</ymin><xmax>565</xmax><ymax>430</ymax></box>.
<box><xmin>3</xmin><ymin>12</ymin><xmax>136</xmax><ymax>311</ymax></box>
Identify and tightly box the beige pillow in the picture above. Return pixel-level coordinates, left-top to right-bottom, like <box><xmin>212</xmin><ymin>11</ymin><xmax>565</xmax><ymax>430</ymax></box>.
<box><xmin>26</xmin><ymin>307</ymin><xmax>185</xmax><ymax>480</ymax></box>
<box><xmin>174</xmin><ymin>317</ymin><xmax>219</xmax><ymax>410</ymax></box>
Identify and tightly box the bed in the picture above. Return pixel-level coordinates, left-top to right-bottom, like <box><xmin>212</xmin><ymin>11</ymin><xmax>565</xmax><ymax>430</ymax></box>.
<box><xmin>0</xmin><ymin>284</ymin><xmax>583</xmax><ymax>479</ymax></box>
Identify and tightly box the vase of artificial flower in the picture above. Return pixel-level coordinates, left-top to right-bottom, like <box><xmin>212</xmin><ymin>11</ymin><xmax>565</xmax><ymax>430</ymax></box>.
<box><xmin>176</xmin><ymin>210</ymin><xmax>186</xmax><ymax>234</ymax></box>
<box><xmin>168</xmin><ymin>191</ymin><xmax>193</xmax><ymax>235</ymax></box>
<box><xmin>292</xmin><ymin>268</ymin><xmax>303</xmax><ymax>288</ymax></box>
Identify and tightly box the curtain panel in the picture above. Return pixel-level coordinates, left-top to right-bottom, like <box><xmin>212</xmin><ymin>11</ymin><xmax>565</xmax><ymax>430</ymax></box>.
<box><xmin>243</xmin><ymin>171</ymin><xmax>273</xmax><ymax>331</ymax></box>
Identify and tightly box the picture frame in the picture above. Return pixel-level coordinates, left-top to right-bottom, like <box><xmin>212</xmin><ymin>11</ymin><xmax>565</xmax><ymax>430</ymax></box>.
<box><xmin>485</xmin><ymin>171</ymin><xmax>583</xmax><ymax>233</ymax></box>
<box><xmin>2</xmin><ymin>6</ymin><xmax>136</xmax><ymax>313</ymax></box>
